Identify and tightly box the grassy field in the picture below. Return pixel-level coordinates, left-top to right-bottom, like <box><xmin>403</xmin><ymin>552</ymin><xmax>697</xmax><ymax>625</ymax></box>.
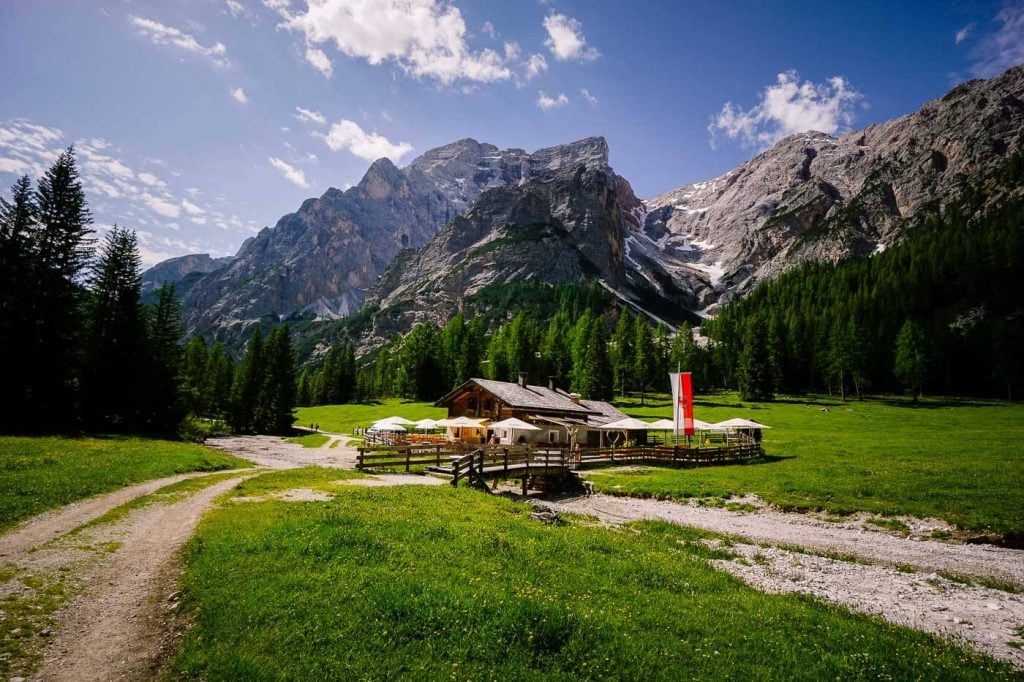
<box><xmin>285</xmin><ymin>433</ymin><xmax>330</xmax><ymax>448</ymax></box>
<box><xmin>0</xmin><ymin>436</ymin><xmax>248</xmax><ymax>531</ymax></box>
<box><xmin>606</xmin><ymin>392</ymin><xmax>1024</xmax><ymax>535</ymax></box>
<box><xmin>292</xmin><ymin>394</ymin><xmax>1024</xmax><ymax>534</ymax></box>
<box><xmin>294</xmin><ymin>399</ymin><xmax>445</xmax><ymax>434</ymax></box>
<box><xmin>172</xmin><ymin>479</ymin><xmax>1014</xmax><ymax>680</ymax></box>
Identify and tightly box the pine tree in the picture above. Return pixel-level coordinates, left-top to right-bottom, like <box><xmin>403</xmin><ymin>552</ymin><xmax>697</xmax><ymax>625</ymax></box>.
<box><xmin>581</xmin><ymin>317</ymin><xmax>612</xmax><ymax>400</ymax></box>
<box><xmin>0</xmin><ymin>176</ymin><xmax>39</xmax><ymax>430</ymax></box>
<box><xmin>296</xmin><ymin>368</ymin><xmax>312</xmax><ymax>407</ymax></box>
<box><xmin>230</xmin><ymin>326</ymin><xmax>265</xmax><ymax>432</ymax></box>
<box><xmin>737</xmin><ymin>314</ymin><xmax>775</xmax><ymax>401</ymax></box>
<box><xmin>30</xmin><ymin>147</ymin><xmax>94</xmax><ymax>428</ymax></box>
<box><xmin>633</xmin><ymin>315</ymin><xmax>654</xmax><ymax>405</ymax></box>
<box><xmin>179</xmin><ymin>336</ymin><xmax>210</xmax><ymax>416</ymax></box>
<box><xmin>894</xmin><ymin>320</ymin><xmax>928</xmax><ymax>402</ymax></box>
<box><xmin>83</xmin><ymin>226</ymin><xmax>145</xmax><ymax>428</ymax></box>
<box><xmin>259</xmin><ymin>327</ymin><xmax>296</xmax><ymax>435</ymax></box>
<box><xmin>207</xmin><ymin>342</ymin><xmax>234</xmax><ymax>416</ymax></box>
<box><xmin>143</xmin><ymin>284</ymin><xmax>184</xmax><ymax>432</ymax></box>
<box><xmin>610</xmin><ymin>310</ymin><xmax>634</xmax><ymax>397</ymax></box>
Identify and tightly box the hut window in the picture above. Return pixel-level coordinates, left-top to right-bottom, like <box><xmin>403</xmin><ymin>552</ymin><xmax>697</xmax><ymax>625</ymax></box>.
<box><xmin>468</xmin><ymin>397</ymin><xmax>477</xmax><ymax>411</ymax></box>
<box><xmin>483</xmin><ymin>399</ymin><xmax>493</xmax><ymax>411</ymax></box>
<box><xmin>548</xmin><ymin>431</ymin><xmax>557</xmax><ymax>443</ymax></box>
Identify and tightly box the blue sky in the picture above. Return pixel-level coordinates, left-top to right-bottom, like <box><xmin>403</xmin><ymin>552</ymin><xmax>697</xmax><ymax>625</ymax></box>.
<box><xmin>1</xmin><ymin>0</ymin><xmax>1022</xmax><ymax>265</ymax></box>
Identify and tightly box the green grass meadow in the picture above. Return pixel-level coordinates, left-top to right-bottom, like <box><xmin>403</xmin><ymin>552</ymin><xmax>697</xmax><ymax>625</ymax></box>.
<box><xmin>294</xmin><ymin>393</ymin><xmax>1024</xmax><ymax>534</ymax></box>
<box><xmin>602</xmin><ymin>392</ymin><xmax>1024</xmax><ymax>535</ymax></box>
<box><xmin>0</xmin><ymin>436</ymin><xmax>248</xmax><ymax>531</ymax></box>
<box><xmin>294</xmin><ymin>399</ymin><xmax>445</xmax><ymax>434</ymax></box>
<box><xmin>172</xmin><ymin>481</ymin><xmax>1015</xmax><ymax>680</ymax></box>
<box><xmin>285</xmin><ymin>433</ymin><xmax>331</xmax><ymax>448</ymax></box>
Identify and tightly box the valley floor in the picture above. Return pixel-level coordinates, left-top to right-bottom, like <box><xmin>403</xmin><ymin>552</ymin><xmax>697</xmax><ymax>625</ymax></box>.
<box><xmin>1</xmin><ymin>433</ymin><xmax>1022</xmax><ymax>677</ymax></box>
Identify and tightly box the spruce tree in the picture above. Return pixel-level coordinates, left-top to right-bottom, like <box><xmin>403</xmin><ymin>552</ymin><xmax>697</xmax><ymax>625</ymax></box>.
<box><xmin>0</xmin><ymin>175</ymin><xmax>39</xmax><ymax>430</ymax></box>
<box><xmin>83</xmin><ymin>226</ymin><xmax>145</xmax><ymax>428</ymax></box>
<box><xmin>260</xmin><ymin>327</ymin><xmax>296</xmax><ymax>435</ymax></box>
<box><xmin>230</xmin><ymin>326</ymin><xmax>265</xmax><ymax>432</ymax></box>
<box><xmin>31</xmin><ymin>147</ymin><xmax>94</xmax><ymax>428</ymax></box>
<box><xmin>633</xmin><ymin>315</ymin><xmax>654</xmax><ymax>405</ymax></box>
<box><xmin>143</xmin><ymin>284</ymin><xmax>184</xmax><ymax>432</ymax></box>
<box><xmin>179</xmin><ymin>336</ymin><xmax>210</xmax><ymax>416</ymax></box>
<box><xmin>582</xmin><ymin>317</ymin><xmax>612</xmax><ymax>400</ymax></box>
<box><xmin>296</xmin><ymin>368</ymin><xmax>312</xmax><ymax>407</ymax></box>
<box><xmin>610</xmin><ymin>310</ymin><xmax>634</xmax><ymax>397</ymax></box>
<box><xmin>737</xmin><ymin>314</ymin><xmax>775</xmax><ymax>401</ymax></box>
<box><xmin>894</xmin><ymin>320</ymin><xmax>928</xmax><ymax>402</ymax></box>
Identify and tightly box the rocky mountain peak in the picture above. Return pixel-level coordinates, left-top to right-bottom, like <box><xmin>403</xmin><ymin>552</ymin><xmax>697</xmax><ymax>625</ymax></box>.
<box><xmin>358</xmin><ymin>157</ymin><xmax>406</xmax><ymax>199</ymax></box>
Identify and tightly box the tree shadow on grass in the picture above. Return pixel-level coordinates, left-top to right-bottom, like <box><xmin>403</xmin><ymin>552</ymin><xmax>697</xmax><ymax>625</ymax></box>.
<box><xmin>878</xmin><ymin>398</ymin><xmax>1007</xmax><ymax>410</ymax></box>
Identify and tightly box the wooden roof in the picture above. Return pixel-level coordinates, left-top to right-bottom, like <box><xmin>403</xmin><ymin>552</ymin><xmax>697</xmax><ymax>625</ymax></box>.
<box><xmin>435</xmin><ymin>378</ymin><xmax>600</xmax><ymax>417</ymax></box>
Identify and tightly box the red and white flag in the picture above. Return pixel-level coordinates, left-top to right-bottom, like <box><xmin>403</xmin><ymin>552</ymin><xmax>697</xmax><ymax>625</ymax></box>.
<box><xmin>669</xmin><ymin>372</ymin><xmax>695</xmax><ymax>436</ymax></box>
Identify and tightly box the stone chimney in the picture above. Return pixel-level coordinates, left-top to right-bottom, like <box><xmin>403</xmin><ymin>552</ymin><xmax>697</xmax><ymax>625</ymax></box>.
<box><xmin>548</xmin><ymin>376</ymin><xmax>556</xmax><ymax>391</ymax></box>
<box><xmin>568</xmin><ymin>392</ymin><xmax>581</xmax><ymax>405</ymax></box>
<box><xmin>517</xmin><ymin>372</ymin><xmax>526</xmax><ymax>388</ymax></box>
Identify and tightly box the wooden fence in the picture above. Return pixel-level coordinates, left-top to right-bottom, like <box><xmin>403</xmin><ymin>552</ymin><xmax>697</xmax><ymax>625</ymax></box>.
<box><xmin>356</xmin><ymin>443</ymin><xmax>762</xmax><ymax>472</ymax></box>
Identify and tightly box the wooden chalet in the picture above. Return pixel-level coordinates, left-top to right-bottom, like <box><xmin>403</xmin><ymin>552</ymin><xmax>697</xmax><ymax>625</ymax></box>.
<box><xmin>434</xmin><ymin>375</ymin><xmax>627</xmax><ymax>446</ymax></box>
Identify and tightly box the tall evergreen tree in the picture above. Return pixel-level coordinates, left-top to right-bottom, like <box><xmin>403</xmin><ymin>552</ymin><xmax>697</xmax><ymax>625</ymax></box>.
<box><xmin>83</xmin><ymin>226</ymin><xmax>145</xmax><ymax>428</ymax></box>
<box><xmin>179</xmin><ymin>336</ymin><xmax>210</xmax><ymax>416</ymax></box>
<box><xmin>259</xmin><ymin>327</ymin><xmax>296</xmax><ymax>435</ymax></box>
<box><xmin>0</xmin><ymin>175</ymin><xmax>39</xmax><ymax>430</ymax></box>
<box><xmin>633</xmin><ymin>315</ymin><xmax>655</xmax><ymax>405</ymax></box>
<box><xmin>894</xmin><ymin>320</ymin><xmax>928</xmax><ymax>402</ymax></box>
<box><xmin>581</xmin><ymin>317</ymin><xmax>612</xmax><ymax>400</ymax></box>
<box><xmin>31</xmin><ymin>147</ymin><xmax>94</xmax><ymax>428</ymax></box>
<box><xmin>229</xmin><ymin>326</ymin><xmax>265</xmax><ymax>432</ymax></box>
<box><xmin>143</xmin><ymin>284</ymin><xmax>184</xmax><ymax>432</ymax></box>
<box><xmin>610</xmin><ymin>310</ymin><xmax>634</xmax><ymax>397</ymax></box>
<box><xmin>737</xmin><ymin>314</ymin><xmax>775</xmax><ymax>401</ymax></box>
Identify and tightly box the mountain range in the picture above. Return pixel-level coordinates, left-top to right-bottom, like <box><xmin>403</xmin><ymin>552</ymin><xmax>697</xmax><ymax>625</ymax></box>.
<box><xmin>146</xmin><ymin>64</ymin><xmax>1024</xmax><ymax>350</ymax></box>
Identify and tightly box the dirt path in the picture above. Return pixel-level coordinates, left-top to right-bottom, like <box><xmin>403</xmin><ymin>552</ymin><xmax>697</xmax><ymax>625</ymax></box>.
<box><xmin>552</xmin><ymin>494</ymin><xmax>1024</xmax><ymax>586</ymax></box>
<box><xmin>548</xmin><ymin>493</ymin><xmax>1024</xmax><ymax>668</ymax></box>
<box><xmin>0</xmin><ymin>471</ymin><xmax>223</xmax><ymax>562</ymax></box>
<box><xmin>32</xmin><ymin>475</ymin><xmax>252</xmax><ymax>681</ymax></box>
<box><xmin>206</xmin><ymin>435</ymin><xmax>361</xmax><ymax>469</ymax></box>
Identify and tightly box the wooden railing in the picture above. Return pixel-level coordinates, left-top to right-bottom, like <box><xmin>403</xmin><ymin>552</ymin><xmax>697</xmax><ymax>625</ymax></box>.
<box><xmin>356</xmin><ymin>443</ymin><xmax>762</xmax><ymax>473</ymax></box>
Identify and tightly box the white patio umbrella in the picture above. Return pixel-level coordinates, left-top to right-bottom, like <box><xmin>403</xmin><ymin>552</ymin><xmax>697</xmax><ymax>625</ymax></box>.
<box><xmin>437</xmin><ymin>416</ymin><xmax>489</xmax><ymax>428</ymax></box>
<box><xmin>692</xmin><ymin>419</ymin><xmax>722</xmax><ymax>431</ymax></box>
<box><xmin>714</xmin><ymin>418</ymin><xmax>771</xmax><ymax>430</ymax></box>
<box><xmin>489</xmin><ymin>417</ymin><xmax>540</xmax><ymax>430</ymax></box>
<box><xmin>597</xmin><ymin>417</ymin><xmax>651</xmax><ymax>430</ymax></box>
<box><xmin>369</xmin><ymin>420</ymin><xmax>407</xmax><ymax>432</ymax></box>
<box><xmin>646</xmin><ymin>418</ymin><xmax>677</xmax><ymax>430</ymax></box>
<box><xmin>412</xmin><ymin>418</ymin><xmax>440</xmax><ymax>430</ymax></box>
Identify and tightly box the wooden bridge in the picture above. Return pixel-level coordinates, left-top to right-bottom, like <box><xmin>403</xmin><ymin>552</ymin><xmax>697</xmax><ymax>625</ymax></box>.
<box><xmin>356</xmin><ymin>443</ymin><xmax>763</xmax><ymax>493</ymax></box>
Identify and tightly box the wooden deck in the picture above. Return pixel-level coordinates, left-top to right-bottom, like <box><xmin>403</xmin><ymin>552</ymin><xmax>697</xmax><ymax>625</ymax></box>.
<box><xmin>356</xmin><ymin>443</ymin><xmax>763</xmax><ymax>493</ymax></box>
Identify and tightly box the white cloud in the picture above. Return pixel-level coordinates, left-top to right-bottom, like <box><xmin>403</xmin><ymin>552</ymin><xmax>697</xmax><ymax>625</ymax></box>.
<box><xmin>268</xmin><ymin>156</ymin><xmax>310</xmax><ymax>187</ymax></box>
<box><xmin>481</xmin><ymin>21</ymin><xmax>497</xmax><ymax>39</ymax></box>
<box><xmin>520</xmin><ymin>53</ymin><xmax>547</xmax><ymax>84</ymax></box>
<box><xmin>181</xmin><ymin>198</ymin><xmax>206</xmax><ymax>216</ymax></box>
<box><xmin>128</xmin><ymin>16</ymin><xmax>229</xmax><ymax>67</ymax></box>
<box><xmin>708</xmin><ymin>71</ymin><xmax>862</xmax><ymax>149</ymax></box>
<box><xmin>225</xmin><ymin>0</ymin><xmax>244</xmax><ymax>16</ymax></box>
<box><xmin>322</xmin><ymin>119</ymin><xmax>413</xmax><ymax>162</ymax></box>
<box><xmin>294</xmin><ymin>106</ymin><xmax>327</xmax><ymax>126</ymax></box>
<box><xmin>0</xmin><ymin>157</ymin><xmax>30</xmax><ymax>175</ymax></box>
<box><xmin>503</xmin><ymin>41</ymin><xmax>521</xmax><ymax>61</ymax></box>
<box><xmin>141</xmin><ymin>192</ymin><xmax>183</xmax><ymax>218</ymax></box>
<box><xmin>543</xmin><ymin>13</ymin><xmax>599</xmax><ymax>62</ymax></box>
<box><xmin>137</xmin><ymin>172</ymin><xmax>167</xmax><ymax>189</ymax></box>
<box><xmin>231</xmin><ymin>87</ymin><xmax>249</xmax><ymax>104</ymax></box>
<box><xmin>305</xmin><ymin>152</ymin><xmax>319</xmax><ymax>163</ymax></box>
<box><xmin>280</xmin><ymin>0</ymin><xmax>512</xmax><ymax>85</ymax></box>
<box><xmin>305</xmin><ymin>46</ymin><xmax>334</xmax><ymax>78</ymax></box>
<box><xmin>536</xmin><ymin>91</ymin><xmax>569</xmax><ymax>110</ymax></box>
<box><xmin>580</xmin><ymin>88</ymin><xmax>598</xmax><ymax>105</ymax></box>
<box><xmin>955</xmin><ymin>23</ymin><xmax>974</xmax><ymax>45</ymax></box>
<box><xmin>968</xmin><ymin>5</ymin><xmax>1024</xmax><ymax>77</ymax></box>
